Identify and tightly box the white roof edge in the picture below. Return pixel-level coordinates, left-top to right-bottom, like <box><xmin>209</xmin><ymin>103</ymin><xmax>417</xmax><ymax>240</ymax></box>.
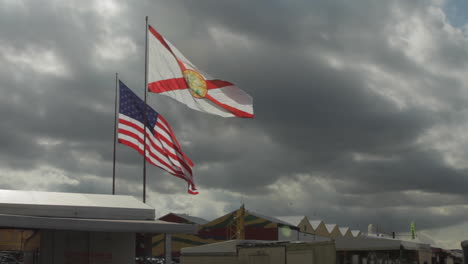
<box><xmin>0</xmin><ymin>189</ymin><xmax>155</xmax><ymax>220</ymax></box>
<box><xmin>0</xmin><ymin>213</ymin><xmax>197</xmax><ymax>234</ymax></box>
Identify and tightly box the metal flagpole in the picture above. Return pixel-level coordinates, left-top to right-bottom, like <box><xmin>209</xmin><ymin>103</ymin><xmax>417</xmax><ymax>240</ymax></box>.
<box><xmin>143</xmin><ymin>16</ymin><xmax>149</xmax><ymax>203</ymax></box>
<box><xmin>142</xmin><ymin>16</ymin><xmax>151</xmax><ymax>261</ymax></box>
<box><xmin>112</xmin><ymin>72</ymin><xmax>118</xmax><ymax>195</ymax></box>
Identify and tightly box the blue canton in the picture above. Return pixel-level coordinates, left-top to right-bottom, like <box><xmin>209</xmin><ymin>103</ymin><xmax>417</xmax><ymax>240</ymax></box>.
<box><xmin>119</xmin><ymin>80</ymin><xmax>158</xmax><ymax>133</ymax></box>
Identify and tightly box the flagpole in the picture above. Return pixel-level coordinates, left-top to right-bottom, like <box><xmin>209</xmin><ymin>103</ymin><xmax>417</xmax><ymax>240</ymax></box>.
<box><xmin>143</xmin><ymin>16</ymin><xmax>149</xmax><ymax>203</ymax></box>
<box><xmin>112</xmin><ymin>72</ymin><xmax>118</xmax><ymax>195</ymax></box>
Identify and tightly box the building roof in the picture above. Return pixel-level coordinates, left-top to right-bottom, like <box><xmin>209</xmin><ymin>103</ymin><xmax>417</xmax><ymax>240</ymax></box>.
<box><xmin>335</xmin><ymin>236</ymin><xmax>431</xmax><ymax>251</ymax></box>
<box><xmin>0</xmin><ymin>189</ymin><xmax>198</xmax><ymax>234</ymax></box>
<box><xmin>339</xmin><ymin>227</ymin><xmax>350</xmax><ymax>236</ymax></box>
<box><xmin>325</xmin><ymin>224</ymin><xmax>338</xmax><ymax>233</ymax></box>
<box><xmin>0</xmin><ymin>189</ymin><xmax>154</xmax><ymax>220</ymax></box>
<box><xmin>173</xmin><ymin>213</ymin><xmax>209</xmax><ymax>225</ymax></box>
<box><xmin>181</xmin><ymin>240</ymin><xmax>269</xmax><ymax>255</ymax></box>
<box><xmin>181</xmin><ymin>240</ymin><xmax>334</xmax><ymax>255</ymax></box>
<box><xmin>351</xmin><ymin>230</ymin><xmax>361</xmax><ymax>237</ymax></box>
<box><xmin>247</xmin><ymin>210</ymin><xmax>296</xmax><ymax>228</ymax></box>
<box><xmin>309</xmin><ymin>220</ymin><xmax>324</xmax><ymax>230</ymax></box>
<box><xmin>394</xmin><ymin>232</ymin><xmax>434</xmax><ymax>243</ymax></box>
<box><xmin>0</xmin><ymin>213</ymin><xmax>197</xmax><ymax>233</ymax></box>
<box><xmin>275</xmin><ymin>216</ymin><xmax>305</xmax><ymax>226</ymax></box>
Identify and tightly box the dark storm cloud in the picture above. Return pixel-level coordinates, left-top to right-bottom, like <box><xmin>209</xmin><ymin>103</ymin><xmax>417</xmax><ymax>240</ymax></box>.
<box><xmin>0</xmin><ymin>0</ymin><xmax>468</xmax><ymax>243</ymax></box>
<box><xmin>160</xmin><ymin>0</ymin><xmax>468</xmax><ymax>235</ymax></box>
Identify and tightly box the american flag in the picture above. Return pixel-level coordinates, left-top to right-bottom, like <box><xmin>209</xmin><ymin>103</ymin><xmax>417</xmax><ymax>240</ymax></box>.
<box><xmin>117</xmin><ymin>80</ymin><xmax>197</xmax><ymax>194</ymax></box>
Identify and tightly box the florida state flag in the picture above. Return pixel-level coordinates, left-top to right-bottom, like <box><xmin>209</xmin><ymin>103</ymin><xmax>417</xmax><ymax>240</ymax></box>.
<box><xmin>147</xmin><ymin>25</ymin><xmax>254</xmax><ymax>118</ymax></box>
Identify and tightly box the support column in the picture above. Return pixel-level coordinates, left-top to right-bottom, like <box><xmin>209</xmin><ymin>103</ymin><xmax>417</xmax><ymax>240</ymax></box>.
<box><xmin>165</xmin><ymin>234</ymin><xmax>172</xmax><ymax>264</ymax></box>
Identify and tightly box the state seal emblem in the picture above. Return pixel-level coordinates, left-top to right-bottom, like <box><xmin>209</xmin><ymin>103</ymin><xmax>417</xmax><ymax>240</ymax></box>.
<box><xmin>183</xmin><ymin>69</ymin><xmax>208</xmax><ymax>98</ymax></box>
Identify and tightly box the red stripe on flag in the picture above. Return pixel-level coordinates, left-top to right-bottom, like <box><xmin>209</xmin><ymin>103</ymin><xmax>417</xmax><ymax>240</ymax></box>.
<box><xmin>117</xmin><ymin>137</ymin><xmax>180</xmax><ymax>175</ymax></box>
<box><xmin>157</xmin><ymin>116</ymin><xmax>180</xmax><ymax>144</ymax></box>
<box><xmin>118</xmin><ymin>128</ymin><xmax>176</xmax><ymax>168</ymax></box>
<box><xmin>157</xmin><ymin>117</ymin><xmax>194</xmax><ymax>167</ymax></box>
<box><xmin>188</xmin><ymin>187</ymin><xmax>199</xmax><ymax>195</ymax></box>
<box><xmin>119</xmin><ymin>118</ymin><xmax>144</xmax><ymax>131</ymax></box>
<box><xmin>205</xmin><ymin>94</ymin><xmax>254</xmax><ymax>118</ymax></box>
<box><xmin>121</xmin><ymin>135</ymin><xmax>197</xmax><ymax>195</ymax></box>
<box><xmin>148</xmin><ymin>25</ymin><xmax>187</xmax><ymax>72</ymax></box>
<box><xmin>120</xmin><ymin>117</ymin><xmax>193</xmax><ymax>171</ymax></box>
<box><xmin>149</xmin><ymin>25</ymin><xmax>174</xmax><ymax>54</ymax></box>
<box><xmin>148</xmin><ymin>78</ymin><xmax>232</xmax><ymax>94</ymax></box>
<box><xmin>148</xmin><ymin>78</ymin><xmax>188</xmax><ymax>93</ymax></box>
<box><xmin>155</xmin><ymin>118</ymin><xmax>194</xmax><ymax>168</ymax></box>
<box><xmin>118</xmin><ymin>121</ymin><xmax>188</xmax><ymax>175</ymax></box>
<box><xmin>207</xmin><ymin>79</ymin><xmax>234</xmax><ymax>89</ymax></box>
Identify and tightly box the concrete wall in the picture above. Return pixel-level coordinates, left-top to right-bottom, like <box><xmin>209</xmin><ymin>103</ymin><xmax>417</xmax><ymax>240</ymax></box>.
<box><xmin>39</xmin><ymin>230</ymin><xmax>135</xmax><ymax>264</ymax></box>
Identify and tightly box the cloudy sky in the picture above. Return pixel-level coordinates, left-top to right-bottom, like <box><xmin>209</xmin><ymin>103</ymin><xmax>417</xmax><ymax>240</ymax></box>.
<box><xmin>1</xmin><ymin>0</ymin><xmax>468</xmax><ymax>248</ymax></box>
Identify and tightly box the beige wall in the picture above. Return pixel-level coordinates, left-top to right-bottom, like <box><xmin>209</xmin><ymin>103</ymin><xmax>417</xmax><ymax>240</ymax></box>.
<box><xmin>181</xmin><ymin>255</ymin><xmax>237</xmax><ymax>264</ymax></box>
<box><xmin>418</xmin><ymin>250</ymin><xmax>432</xmax><ymax>264</ymax></box>
<box><xmin>288</xmin><ymin>242</ymin><xmax>336</xmax><ymax>264</ymax></box>
<box><xmin>181</xmin><ymin>242</ymin><xmax>336</xmax><ymax>264</ymax></box>
<box><xmin>298</xmin><ymin>218</ymin><xmax>313</xmax><ymax>234</ymax></box>
<box><xmin>446</xmin><ymin>256</ymin><xmax>454</xmax><ymax>264</ymax></box>
<box><xmin>238</xmin><ymin>246</ymin><xmax>286</xmax><ymax>264</ymax></box>
<box><xmin>328</xmin><ymin>227</ymin><xmax>342</xmax><ymax>239</ymax></box>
